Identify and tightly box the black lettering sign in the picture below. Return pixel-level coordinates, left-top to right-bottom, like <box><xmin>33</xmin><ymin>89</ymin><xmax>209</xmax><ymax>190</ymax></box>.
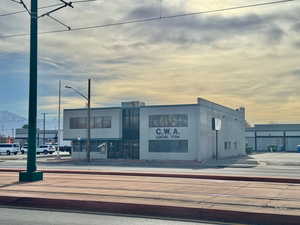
<box><xmin>156</xmin><ymin>128</ymin><xmax>162</xmax><ymax>135</ymax></box>
<box><xmin>164</xmin><ymin>128</ymin><xmax>170</xmax><ymax>135</ymax></box>
<box><xmin>155</xmin><ymin>128</ymin><xmax>180</xmax><ymax>139</ymax></box>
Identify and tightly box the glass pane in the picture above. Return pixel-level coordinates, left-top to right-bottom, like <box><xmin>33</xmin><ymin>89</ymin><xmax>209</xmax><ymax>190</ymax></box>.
<box><xmin>149</xmin><ymin>114</ymin><xmax>188</xmax><ymax>127</ymax></box>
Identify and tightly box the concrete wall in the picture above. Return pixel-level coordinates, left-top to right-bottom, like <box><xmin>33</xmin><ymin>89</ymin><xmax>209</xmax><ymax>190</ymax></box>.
<box><xmin>139</xmin><ymin>105</ymin><xmax>199</xmax><ymax>161</ymax></box>
<box><xmin>63</xmin><ymin>108</ymin><xmax>122</xmax><ymax>140</ymax></box>
<box><xmin>198</xmin><ymin>98</ymin><xmax>246</xmax><ymax>161</ymax></box>
<box><xmin>140</xmin><ymin>99</ymin><xmax>246</xmax><ymax>161</ymax></box>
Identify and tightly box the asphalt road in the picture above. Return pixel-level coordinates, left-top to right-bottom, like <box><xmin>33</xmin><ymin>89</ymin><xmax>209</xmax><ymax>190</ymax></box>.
<box><xmin>0</xmin><ymin>207</ymin><xmax>234</xmax><ymax>225</ymax></box>
<box><xmin>1</xmin><ymin>153</ymin><xmax>300</xmax><ymax>178</ymax></box>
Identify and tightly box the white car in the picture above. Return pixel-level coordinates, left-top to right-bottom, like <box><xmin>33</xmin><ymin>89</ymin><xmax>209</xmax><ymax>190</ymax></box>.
<box><xmin>37</xmin><ymin>145</ymin><xmax>56</xmax><ymax>154</ymax></box>
<box><xmin>20</xmin><ymin>145</ymin><xmax>28</xmax><ymax>154</ymax></box>
<box><xmin>0</xmin><ymin>143</ymin><xmax>19</xmax><ymax>155</ymax></box>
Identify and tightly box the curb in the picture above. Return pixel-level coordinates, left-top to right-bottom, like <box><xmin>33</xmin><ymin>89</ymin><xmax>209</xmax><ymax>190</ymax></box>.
<box><xmin>1</xmin><ymin>168</ymin><xmax>300</xmax><ymax>184</ymax></box>
<box><xmin>0</xmin><ymin>195</ymin><xmax>299</xmax><ymax>225</ymax></box>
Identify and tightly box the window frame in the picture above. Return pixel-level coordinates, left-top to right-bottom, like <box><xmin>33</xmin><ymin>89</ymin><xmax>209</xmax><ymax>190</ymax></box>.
<box><xmin>149</xmin><ymin>114</ymin><xmax>188</xmax><ymax>128</ymax></box>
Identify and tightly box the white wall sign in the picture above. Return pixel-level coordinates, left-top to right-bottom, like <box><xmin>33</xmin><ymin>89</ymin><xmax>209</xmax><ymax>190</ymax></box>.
<box><xmin>212</xmin><ymin>118</ymin><xmax>222</xmax><ymax>131</ymax></box>
<box><xmin>154</xmin><ymin>128</ymin><xmax>180</xmax><ymax>139</ymax></box>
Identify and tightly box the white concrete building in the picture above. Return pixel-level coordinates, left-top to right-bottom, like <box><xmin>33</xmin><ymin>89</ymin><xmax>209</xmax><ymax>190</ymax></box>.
<box><xmin>63</xmin><ymin>98</ymin><xmax>246</xmax><ymax>161</ymax></box>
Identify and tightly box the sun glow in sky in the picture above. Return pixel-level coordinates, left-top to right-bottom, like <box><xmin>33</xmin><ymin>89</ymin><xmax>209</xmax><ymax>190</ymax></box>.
<box><xmin>1</xmin><ymin>0</ymin><xmax>300</xmax><ymax>124</ymax></box>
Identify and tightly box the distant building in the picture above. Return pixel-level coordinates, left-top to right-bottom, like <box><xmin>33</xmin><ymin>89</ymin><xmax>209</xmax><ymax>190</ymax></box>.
<box><xmin>15</xmin><ymin>128</ymin><xmax>58</xmax><ymax>146</ymax></box>
<box><xmin>63</xmin><ymin>97</ymin><xmax>246</xmax><ymax>161</ymax></box>
<box><xmin>246</xmin><ymin>124</ymin><xmax>300</xmax><ymax>152</ymax></box>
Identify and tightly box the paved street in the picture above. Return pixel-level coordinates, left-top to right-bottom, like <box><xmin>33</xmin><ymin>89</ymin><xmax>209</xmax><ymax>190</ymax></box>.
<box><xmin>1</xmin><ymin>153</ymin><xmax>300</xmax><ymax>178</ymax></box>
<box><xmin>0</xmin><ymin>207</ymin><xmax>222</xmax><ymax>225</ymax></box>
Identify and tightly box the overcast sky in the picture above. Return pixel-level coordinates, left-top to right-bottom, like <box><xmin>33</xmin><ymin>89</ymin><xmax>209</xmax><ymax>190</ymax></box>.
<box><xmin>1</xmin><ymin>0</ymin><xmax>300</xmax><ymax>124</ymax></box>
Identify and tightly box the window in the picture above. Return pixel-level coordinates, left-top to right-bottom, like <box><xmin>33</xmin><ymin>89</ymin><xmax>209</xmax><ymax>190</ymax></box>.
<box><xmin>0</xmin><ymin>144</ymin><xmax>12</xmax><ymax>148</ymax></box>
<box><xmin>70</xmin><ymin>117</ymin><xmax>87</xmax><ymax>129</ymax></box>
<box><xmin>234</xmin><ymin>142</ymin><xmax>238</xmax><ymax>150</ymax></box>
<box><xmin>70</xmin><ymin>116</ymin><xmax>112</xmax><ymax>129</ymax></box>
<box><xmin>94</xmin><ymin>116</ymin><xmax>112</xmax><ymax>128</ymax></box>
<box><xmin>225</xmin><ymin>141</ymin><xmax>231</xmax><ymax>150</ymax></box>
<box><xmin>149</xmin><ymin>114</ymin><xmax>188</xmax><ymax>127</ymax></box>
<box><xmin>149</xmin><ymin>140</ymin><xmax>188</xmax><ymax>152</ymax></box>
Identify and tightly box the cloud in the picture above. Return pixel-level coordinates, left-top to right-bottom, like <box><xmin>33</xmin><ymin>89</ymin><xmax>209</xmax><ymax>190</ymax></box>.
<box><xmin>2</xmin><ymin>0</ymin><xmax>300</xmax><ymax>125</ymax></box>
<box><xmin>291</xmin><ymin>22</ymin><xmax>300</xmax><ymax>32</ymax></box>
<box><xmin>125</xmin><ymin>4</ymin><xmax>294</xmax><ymax>46</ymax></box>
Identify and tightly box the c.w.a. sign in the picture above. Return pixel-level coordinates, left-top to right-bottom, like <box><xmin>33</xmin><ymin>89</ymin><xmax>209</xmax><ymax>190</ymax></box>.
<box><xmin>154</xmin><ymin>128</ymin><xmax>180</xmax><ymax>139</ymax></box>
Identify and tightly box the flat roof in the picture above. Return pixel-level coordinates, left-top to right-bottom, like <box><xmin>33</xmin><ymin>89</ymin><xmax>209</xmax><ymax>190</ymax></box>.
<box><xmin>64</xmin><ymin>107</ymin><xmax>121</xmax><ymax>111</ymax></box>
<box><xmin>64</xmin><ymin>104</ymin><xmax>199</xmax><ymax>111</ymax></box>
<box><xmin>141</xmin><ymin>104</ymin><xmax>198</xmax><ymax>108</ymax></box>
<box><xmin>64</xmin><ymin>98</ymin><xmax>241</xmax><ymax>113</ymax></box>
<box><xmin>246</xmin><ymin>124</ymin><xmax>300</xmax><ymax>131</ymax></box>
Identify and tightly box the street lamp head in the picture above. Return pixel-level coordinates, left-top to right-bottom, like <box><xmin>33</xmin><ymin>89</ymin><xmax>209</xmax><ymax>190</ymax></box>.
<box><xmin>64</xmin><ymin>85</ymin><xmax>72</xmax><ymax>89</ymax></box>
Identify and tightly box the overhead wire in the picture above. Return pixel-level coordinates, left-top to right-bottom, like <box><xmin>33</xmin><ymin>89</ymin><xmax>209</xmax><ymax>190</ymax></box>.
<box><xmin>0</xmin><ymin>0</ymin><xmax>99</xmax><ymax>17</ymax></box>
<box><xmin>0</xmin><ymin>0</ymin><xmax>298</xmax><ymax>39</ymax></box>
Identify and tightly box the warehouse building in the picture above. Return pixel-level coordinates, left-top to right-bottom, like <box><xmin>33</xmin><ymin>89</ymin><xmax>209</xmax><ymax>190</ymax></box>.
<box><xmin>63</xmin><ymin>98</ymin><xmax>246</xmax><ymax>161</ymax></box>
<box><xmin>15</xmin><ymin>128</ymin><xmax>58</xmax><ymax>146</ymax></box>
<box><xmin>246</xmin><ymin>124</ymin><xmax>300</xmax><ymax>152</ymax></box>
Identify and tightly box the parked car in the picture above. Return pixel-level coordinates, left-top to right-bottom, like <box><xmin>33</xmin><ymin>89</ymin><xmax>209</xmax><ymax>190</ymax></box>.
<box><xmin>20</xmin><ymin>145</ymin><xmax>28</xmax><ymax>154</ymax></box>
<box><xmin>0</xmin><ymin>143</ymin><xmax>19</xmax><ymax>155</ymax></box>
<box><xmin>37</xmin><ymin>145</ymin><xmax>56</xmax><ymax>155</ymax></box>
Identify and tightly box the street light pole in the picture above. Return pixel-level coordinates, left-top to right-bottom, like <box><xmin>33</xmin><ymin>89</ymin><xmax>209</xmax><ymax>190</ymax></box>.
<box><xmin>65</xmin><ymin>78</ymin><xmax>91</xmax><ymax>162</ymax></box>
<box><xmin>19</xmin><ymin>0</ymin><xmax>43</xmax><ymax>182</ymax></box>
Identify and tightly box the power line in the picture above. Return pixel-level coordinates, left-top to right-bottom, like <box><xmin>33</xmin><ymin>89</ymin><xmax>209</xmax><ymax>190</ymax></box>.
<box><xmin>8</xmin><ymin>0</ymin><xmax>30</xmax><ymax>15</ymax></box>
<box><xmin>46</xmin><ymin>14</ymin><xmax>71</xmax><ymax>30</ymax></box>
<box><xmin>0</xmin><ymin>0</ymin><xmax>297</xmax><ymax>39</ymax></box>
<box><xmin>0</xmin><ymin>0</ymin><xmax>99</xmax><ymax>17</ymax></box>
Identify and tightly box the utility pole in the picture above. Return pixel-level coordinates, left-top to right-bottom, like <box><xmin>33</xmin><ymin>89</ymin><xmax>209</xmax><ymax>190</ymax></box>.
<box><xmin>13</xmin><ymin>0</ymin><xmax>75</xmax><ymax>182</ymax></box>
<box><xmin>87</xmin><ymin>78</ymin><xmax>91</xmax><ymax>162</ymax></box>
<box><xmin>57</xmin><ymin>80</ymin><xmax>61</xmax><ymax>159</ymax></box>
<box><xmin>42</xmin><ymin>112</ymin><xmax>46</xmax><ymax>145</ymax></box>
<box><xmin>19</xmin><ymin>0</ymin><xmax>43</xmax><ymax>182</ymax></box>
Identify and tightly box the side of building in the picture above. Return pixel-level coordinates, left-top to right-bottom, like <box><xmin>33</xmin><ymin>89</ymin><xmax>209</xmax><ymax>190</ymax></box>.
<box><xmin>197</xmin><ymin>98</ymin><xmax>246</xmax><ymax>161</ymax></box>
<box><xmin>63</xmin><ymin>107</ymin><xmax>122</xmax><ymax>160</ymax></box>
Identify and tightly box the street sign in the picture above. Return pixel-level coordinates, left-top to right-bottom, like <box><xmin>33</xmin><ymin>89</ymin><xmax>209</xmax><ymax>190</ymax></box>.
<box><xmin>212</xmin><ymin>118</ymin><xmax>222</xmax><ymax>131</ymax></box>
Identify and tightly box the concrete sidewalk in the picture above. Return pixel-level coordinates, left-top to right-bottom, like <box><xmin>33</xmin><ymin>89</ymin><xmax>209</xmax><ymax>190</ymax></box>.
<box><xmin>2</xmin><ymin>168</ymin><xmax>300</xmax><ymax>184</ymax></box>
<box><xmin>0</xmin><ymin>172</ymin><xmax>300</xmax><ymax>225</ymax></box>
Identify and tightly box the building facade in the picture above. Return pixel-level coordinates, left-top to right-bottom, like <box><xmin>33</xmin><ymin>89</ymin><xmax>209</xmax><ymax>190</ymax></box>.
<box><xmin>246</xmin><ymin>124</ymin><xmax>300</xmax><ymax>152</ymax></box>
<box><xmin>63</xmin><ymin>98</ymin><xmax>246</xmax><ymax>161</ymax></box>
